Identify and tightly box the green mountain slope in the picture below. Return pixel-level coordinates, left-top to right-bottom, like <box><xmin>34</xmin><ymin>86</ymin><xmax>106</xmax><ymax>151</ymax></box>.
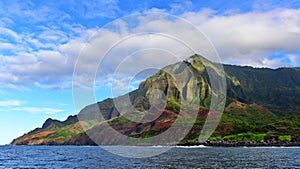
<box><xmin>11</xmin><ymin>54</ymin><xmax>300</xmax><ymax>146</ymax></box>
<box><xmin>225</xmin><ymin>65</ymin><xmax>300</xmax><ymax>115</ymax></box>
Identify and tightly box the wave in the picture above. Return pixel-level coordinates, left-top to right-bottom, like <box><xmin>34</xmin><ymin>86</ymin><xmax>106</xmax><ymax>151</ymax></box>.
<box><xmin>175</xmin><ymin>145</ymin><xmax>207</xmax><ymax>148</ymax></box>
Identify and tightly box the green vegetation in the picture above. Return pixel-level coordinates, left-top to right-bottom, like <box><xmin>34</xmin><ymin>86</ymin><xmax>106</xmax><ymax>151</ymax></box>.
<box><xmin>225</xmin><ymin>65</ymin><xmax>300</xmax><ymax>115</ymax></box>
<box><xmin>210</xmin><ymin>133</ymin><xmax>266</xmax><ymax>141</ymax></box>
<box><xmin>185</xmin><ymin>137</ymin><xmax>199</xmax><ymax>143</ymax></box>
<box><xmin>166</xmin><ymin>98</ymin><xmax>180</xmax><ymax>113</ymax></box>
<box><xmin>278</xmin><ymin>135</ymin><xmax>292</xmax><ymax>142</ymax></box>
<box><xmin>47</xmin><ymin>126</ymin><xmax>81</xmax><ymax>140</ymax></box>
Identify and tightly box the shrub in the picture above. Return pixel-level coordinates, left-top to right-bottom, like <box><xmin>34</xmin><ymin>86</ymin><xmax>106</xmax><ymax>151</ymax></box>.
<box><xmin>278</xmin><ymin>135</ymin><xmax>291</xmax><ymax>142</ymax></box>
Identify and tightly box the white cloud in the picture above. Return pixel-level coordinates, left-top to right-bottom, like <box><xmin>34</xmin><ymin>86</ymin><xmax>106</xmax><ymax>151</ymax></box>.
<box><xmin>0</xmin><ymin>27</ymin><xmax>20</xmax><ymax>41</ymax></box>
<box><xmin>0</xmin><ymin>43</ymin><xmax>15</xmax><ymax>50</ymax></box>
<box><xmin>288</xmin><ymin>54</ymin><xmax>300</xmax><ymax>65</ymax></box>
<box><xmin>0</xmin><ymin>100</ymin><xmax>24</xmax><ymax>107</ymax></box>
<box><xmin>12</xmin><ymin>107</ymin><xmax>63</xmax><ymax>115</ymax></box>
<box><xmin>0</xmin><ymin>17</ymin><xmax>15</xmax><ymax>27</ymax></box>
<box><xmin>38</xmin><ymin>29</ymin><xmax>68</xmax><ymax>43</ymax></box>
<box><xmin>80</xmin><ymin>0</ymin><xmax>120</xmax><ymax>19</ymax></box>
<box><xmin>111</xmin><ymin>77</ymin><xmax>137</xmax><ymax>96</ymax></box>
<box><xmin>0</xmin><ymin>73</ymin><xmax>19</xmax><ymax>83</ymax></box>
<box><xmin>170</xmin><ymin>1</ymin><xmax>193</xmax><ymax>14</ymax></box>
<box><xmin>183</xmin><ymin>8</ymin><xmax>300</xmax><ymax>67</ymax></box>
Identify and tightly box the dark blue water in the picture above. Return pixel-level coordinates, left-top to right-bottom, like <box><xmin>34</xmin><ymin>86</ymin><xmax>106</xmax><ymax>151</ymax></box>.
<box><xmin>0</xmin><ymin>145</ymin><xmax>299</xmax><ymax>168</ymax></box>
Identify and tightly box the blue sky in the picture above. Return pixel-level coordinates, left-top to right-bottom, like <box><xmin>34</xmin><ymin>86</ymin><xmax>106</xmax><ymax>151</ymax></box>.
<box><xmin>0</xmin><ymin>0</ymin><xmax>300</xmax><ymax>144</ymax></box>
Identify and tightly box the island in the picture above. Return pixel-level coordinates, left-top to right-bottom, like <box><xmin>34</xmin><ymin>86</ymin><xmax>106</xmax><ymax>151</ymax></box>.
<box><xmin>12</xmin><ymin>55</ymin><xmax>300</xmax><ymax>147</ymax></box>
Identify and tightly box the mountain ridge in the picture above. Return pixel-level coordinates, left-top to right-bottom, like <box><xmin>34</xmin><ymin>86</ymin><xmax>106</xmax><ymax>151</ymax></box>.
<box><xmin>11</xmin><ymin>54</ymin><xmax>300</xmax><ymax>146</ymax></box>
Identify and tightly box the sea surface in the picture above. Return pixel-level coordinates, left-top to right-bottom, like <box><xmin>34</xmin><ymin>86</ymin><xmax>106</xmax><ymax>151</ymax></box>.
<box><xmin>0</xmin><ymin>145</ymin><xmax>299</xmax><ymax>168</ymax></box>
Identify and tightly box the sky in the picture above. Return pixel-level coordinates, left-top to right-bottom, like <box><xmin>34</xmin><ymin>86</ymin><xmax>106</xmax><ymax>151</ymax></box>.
<box><xmin>0</xmin><ymin>0</ymin><xmax>300</xmax><ymax>144</ymax></box>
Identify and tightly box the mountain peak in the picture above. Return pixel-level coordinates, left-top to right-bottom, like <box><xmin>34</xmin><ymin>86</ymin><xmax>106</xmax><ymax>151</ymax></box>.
<box><xmin>42</xmin><ymin>118</ymin><xmax>57</xmax><ymax>129</ymax></box>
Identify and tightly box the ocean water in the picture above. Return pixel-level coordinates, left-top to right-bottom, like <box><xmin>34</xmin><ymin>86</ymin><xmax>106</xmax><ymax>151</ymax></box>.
<box><xmin>0</xmin><ymin>145</ymin><xmax>299</xmax><ymax>168</ymax></box>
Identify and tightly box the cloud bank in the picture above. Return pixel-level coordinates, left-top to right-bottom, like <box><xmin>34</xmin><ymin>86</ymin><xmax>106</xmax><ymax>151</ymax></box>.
<box><xmin>185</xmin><ymin>8</ymin><xmax>300</xmax><ymax>67</ymax></box>
<box><xmin>0</xmin><ymin>8</ymin><xmax>299</xmax><ymax>90</ymax></box>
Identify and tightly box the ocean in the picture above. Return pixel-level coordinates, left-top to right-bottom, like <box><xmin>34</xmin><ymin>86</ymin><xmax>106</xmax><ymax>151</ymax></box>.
<box><xmin>0</xmin><ymin>145</ymin><xmax>299</xmax><ymax>168</ymax></box>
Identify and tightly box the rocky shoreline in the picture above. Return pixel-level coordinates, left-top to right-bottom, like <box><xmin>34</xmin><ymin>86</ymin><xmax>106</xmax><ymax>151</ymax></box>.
<box><xmin>177</xmin><ymin>139</ymin><xmax>300</xmax><ymax>147</ymax></box>
<box><xmin>202</xmin><ymin>140</ymin><xmax>300</xmax><ymax>147</ymax></box>
<box><xmin>12</xmin><ymin>140</ymin><xmax>300</xmax><ymax>147</ymax></box>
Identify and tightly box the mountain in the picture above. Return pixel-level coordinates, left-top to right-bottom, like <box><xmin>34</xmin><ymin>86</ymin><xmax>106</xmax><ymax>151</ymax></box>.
<box><xmin>11</xmin><ymin>54</ymin><xmax>300</xmax><ymax>146</ymax></box>
<box><xmin>224</xmin><ymin>65</ymin><xmax>300</xmax><ymax>116</ymax></box>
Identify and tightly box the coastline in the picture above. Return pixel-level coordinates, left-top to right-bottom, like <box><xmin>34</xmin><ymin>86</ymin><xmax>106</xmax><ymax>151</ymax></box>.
<box><xmin>11</xmin><ymin>141</ymin><xmax>300</xmax><ymax>147</ymax></box>
<box><xmin>180</xmin><ymin>140</ymin><xmax>300</xmax><ymax>147</ymax></box>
